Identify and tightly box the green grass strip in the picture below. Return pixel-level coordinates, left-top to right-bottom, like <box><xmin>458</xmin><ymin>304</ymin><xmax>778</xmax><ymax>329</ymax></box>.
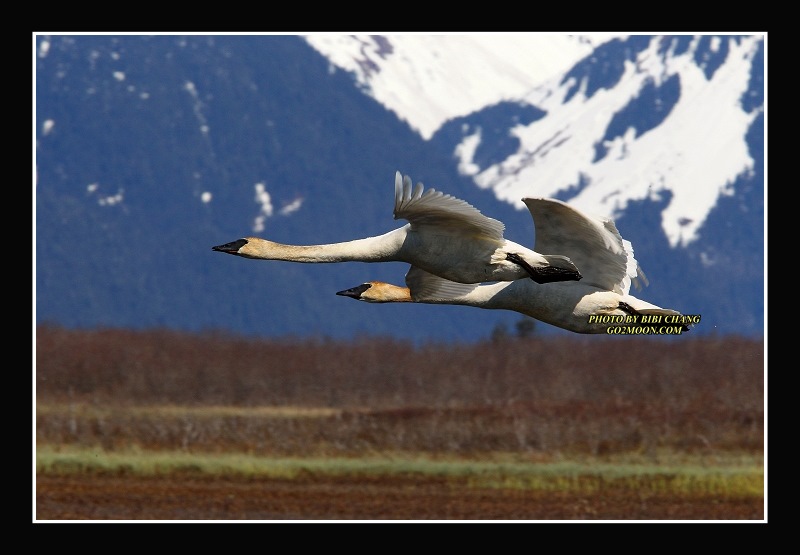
<box><xmin>36</xmin><ymin>446</ymin><xmax>763</xmax><ymax>496</ymax></box>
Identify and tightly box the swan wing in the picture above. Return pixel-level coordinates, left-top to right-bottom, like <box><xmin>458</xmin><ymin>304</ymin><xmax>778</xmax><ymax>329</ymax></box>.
<box><xmin>404</xmin><ymin>265</ymin><xmax>481</xmax><ymax>302</ymax></box>
<box><xmin>393</xmin><ymin>172</ymin><xmax>505</xmax><ymax>241</ymax></box>
<box><xmin>522</xmin><ymin>197</ymin><xmax>643</xmax><ymax>294</ymax></box>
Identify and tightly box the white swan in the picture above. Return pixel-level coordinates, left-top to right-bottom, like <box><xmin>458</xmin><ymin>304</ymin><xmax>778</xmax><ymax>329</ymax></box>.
<box><xmin>336</xmin><ymin>197</ymin><xmax>691</xmax><ymax>334</ymax></box>
<box><xmin>212</xmin><ymin>172</ymin><xmax>582</xmax><ymax>285</ymax></box>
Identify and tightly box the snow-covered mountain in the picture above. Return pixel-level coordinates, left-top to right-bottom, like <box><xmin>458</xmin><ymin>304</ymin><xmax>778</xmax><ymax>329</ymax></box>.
<box><xmin>305</xmin><ymin>34</ymin><xmax>764</xmax><ymax>249</ymax></box>
<box><xmin>304</xmin><ymin>34</ymin><xmax>614</xmax><ymax>140</ymax></box>
<box><xmin>34</xmin><ymin>34</ymin><xmax>765</xmax><ymax>342</ymax></box>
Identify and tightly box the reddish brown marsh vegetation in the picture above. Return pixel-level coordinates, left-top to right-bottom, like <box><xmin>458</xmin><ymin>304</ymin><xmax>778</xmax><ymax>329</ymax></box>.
<box><xmin>36</xmin><ymin>325</ymin><xmax>763</xmax><ymax>458</ymax></box>
<box><xmin>35</xmin><ymin>326</ymin><xmax>764</xmax><ymax>520</ymax></box>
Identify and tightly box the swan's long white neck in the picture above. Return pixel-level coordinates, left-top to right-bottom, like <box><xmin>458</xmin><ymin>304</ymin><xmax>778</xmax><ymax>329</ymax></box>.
<box><xmin>244</xmin><ymin>227</ymin><xmax>407</xmax><ymax>263</ymax></box>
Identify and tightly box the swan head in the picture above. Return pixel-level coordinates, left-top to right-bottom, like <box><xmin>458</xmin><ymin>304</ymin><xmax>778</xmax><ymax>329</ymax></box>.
<box><xmin>212</xmin><ymin>238</ymin><xmax>249</xmax><ymax>254</ymax></box>
<box><xmin>336</xmin><ymin>282</ymin><xmax>412</xmax><ymax>303</ymax></box>
<box><xmin>212</xmin><ymin>238</ymin><xmax>270</xmax><ymax>259</ymax></box>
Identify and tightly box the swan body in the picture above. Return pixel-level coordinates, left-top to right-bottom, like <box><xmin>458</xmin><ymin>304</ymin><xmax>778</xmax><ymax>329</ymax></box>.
<box><xmin>212</xmin><ymin>172</ymin><xmax>582</xmax><ymax>285</ymax></box>
<box><xmin>336</xmin><ymin>198</ymin><xmax>690</xmax><ymax>334</ymax></box>
<box><xmin>336</xmin><ymin>271</ymin><xmax>685</xmax><ymax>334</ymax></box>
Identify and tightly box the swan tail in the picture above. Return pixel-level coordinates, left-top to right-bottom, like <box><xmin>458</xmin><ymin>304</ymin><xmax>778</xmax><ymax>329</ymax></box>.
<box><xmin>618</xmin><ymin>300</ymin><xmax>695</xmax><ymax>332</ymax></box>
<box><xmin>635</xmin><ymin>307</ymin><xmax>682</xmax><ymax>317</ymax></box>
<box><xmin>638</xmin><ymin>308</ymin><xmax>694</xmax><ymax>331</ymax></box>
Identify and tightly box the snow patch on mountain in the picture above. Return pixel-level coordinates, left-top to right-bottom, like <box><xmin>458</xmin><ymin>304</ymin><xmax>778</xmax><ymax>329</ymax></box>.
<box><xmin>468</xmin><ymin>35</ymin><xmax>762</xmax><ymax>248</ymax></box>
<box><xmin>304</xmin><ymin>34</ymin><xmax>620</xmax><ymax>140</ymax></box>
<box><xmin>306</xmin><ymin>34</ymin><xmax>764</xmax><ymax>249</ymax></box>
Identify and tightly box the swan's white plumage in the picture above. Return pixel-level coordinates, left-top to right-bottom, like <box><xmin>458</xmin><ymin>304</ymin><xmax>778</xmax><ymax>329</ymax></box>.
<box><xmin>405</xmin><ymin>266</ymin><xmax>480</xmax><ymax>302</ymax></box>
<box><xmin>523</xmin><ymin>197</ymin><xmax>643</xmax><ymax>294</ymax></box>
<box><xmin>213</xmin><ymin>171</ymin><xmax>583</xmax><ymax>285</ymax></box>
<box><xmin>393</xmin><ymin>172</ymin><xmax>505</xmax><ymax>242</ymax></box>
<box><xmin>338</xmin><ymin>195</ymin><xmax>687</xmax><ymax>334</ymax></box>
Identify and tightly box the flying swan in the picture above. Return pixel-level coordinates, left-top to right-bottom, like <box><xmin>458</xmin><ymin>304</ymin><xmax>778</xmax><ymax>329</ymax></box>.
<box><xmin>336</xmin><ymin>197</ymin><xmax>690</xmax><ymax>334</ymax></box>
<box><xmin>212</xmin><ymin>172</ymin><xmax>582</xmax><ymax>285</ymax></box>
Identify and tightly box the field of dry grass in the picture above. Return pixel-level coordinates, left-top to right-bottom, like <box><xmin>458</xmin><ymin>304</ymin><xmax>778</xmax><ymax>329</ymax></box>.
<box><xmin>34</xmin><ymin>325</ymin><xmax>765</xmax><ymax>520</ymax></box>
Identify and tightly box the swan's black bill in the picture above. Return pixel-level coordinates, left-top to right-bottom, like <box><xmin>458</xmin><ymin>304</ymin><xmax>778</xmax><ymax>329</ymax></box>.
<box><xmin>506</xmin><ymin>253</ymin><xmax>583</xmax><ymax>284</ymax></box>
<box><xmin>212</xmin><ymin>239</ymin><xmax>248</xmax><ymax>254</ymax></box>
<box><xmin>336</xmin><ymin>283</ymin><xmax>372</xmax><ymax>299</ymax></box>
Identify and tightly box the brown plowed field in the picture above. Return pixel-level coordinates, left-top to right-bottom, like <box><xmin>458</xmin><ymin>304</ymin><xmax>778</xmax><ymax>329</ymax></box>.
<box><xmin>36</xmin><ymin>474</ymin><xmax>763</xmax><ymax>521</ymax></box>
